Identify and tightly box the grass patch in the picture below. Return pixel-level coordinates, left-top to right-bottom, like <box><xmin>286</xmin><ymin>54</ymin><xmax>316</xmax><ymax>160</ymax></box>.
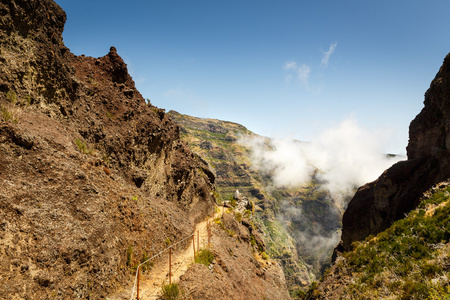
<box><xmin>161</xmin><ymin>282</ymin><xmax>183</xmax><ymax>300</ymax></box>
<box><xmin>195</xmin><ymin>249</ymin><xmax>215</xmax><ymax>266</ymax></box>
<box><xmin>74</xmin><ymin>138</ymin><xmax>93</xmax><ymax>155</ymax></box>
<box><xmin>126</xmin><ymin>244</ymin><xmax>133</xmax><ymax>267</ymax></box>
<box><xmin>6</xmin><ymin>90</ymin><xmax>17</xmax><ymax>103</ymax></box>
<box><xmin>140</xmin><ymin>251</ymin><xmax>154</xmax><ymax>272</ymax></box>
<box><xmin>1</xmin><ymin>106</ymin><xmax>19</xmax><ymax>123</ymax></box>
<box><xmin>338</xmin><ymin>184</ymin><xmax>450</xmax><ymax>298</ymax></box>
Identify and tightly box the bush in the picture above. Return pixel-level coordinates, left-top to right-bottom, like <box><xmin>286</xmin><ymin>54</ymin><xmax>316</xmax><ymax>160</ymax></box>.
<box><xmin>261</xmin><ymin>251</ymin><xmax>269</xmax><ymax>260</ymax></box>
<box><xmin>1</xmin><ymin>106</ymin><xmax>19</xmax><ymax>123</ymax></box>
<box><xmin>195</xmin><ymin>249</ymin><xmax>215</xmax><ymax>266</ymax></box>
<box><xmin>74</xmin><ymin>138</ymin><xmax>93</xmax><ymax>155</ymax></box>
<box><xmin>126</xmin><ymin>245</ymin><xmax>133</xmax><ymax>266</ymax></box>
<box><xmin>161</xmin><ymin>282</ymin><xmax>182</xmax><ymax>300</ymax></box>
<box><xmin>140</xmin><ymin>251</ymin><xmax>154</xmax><ymax>272</ymax></box>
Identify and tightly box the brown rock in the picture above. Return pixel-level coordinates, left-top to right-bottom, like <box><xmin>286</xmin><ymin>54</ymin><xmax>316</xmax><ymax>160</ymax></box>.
<box><xmin>0</xmin><ymin>0</ymin><xmax>216</xmax><ymax>299</ymax></box>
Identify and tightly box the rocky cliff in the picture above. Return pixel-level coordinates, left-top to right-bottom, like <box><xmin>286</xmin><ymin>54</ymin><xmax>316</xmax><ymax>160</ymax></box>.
<box><xmin>0</xmin><ymin>0</ymin><xmax>216</xmax><ymax>298</ymax></box>
<box><xmin>341</xmin><ymin>53</ymin><xmax>450</xmax><ymax>250</ymax></box>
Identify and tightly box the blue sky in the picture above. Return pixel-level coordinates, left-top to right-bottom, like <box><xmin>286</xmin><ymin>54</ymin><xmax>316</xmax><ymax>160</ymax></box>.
<box><xmin>55</xmin><ymin>0</ymin><xmax>450</xmax><ymax>154</ymax></box>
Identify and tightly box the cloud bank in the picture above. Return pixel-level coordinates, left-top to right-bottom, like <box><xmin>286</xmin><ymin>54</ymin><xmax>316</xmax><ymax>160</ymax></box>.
<box><xmin>240</xmin><ymin>118</ymin><xmax>404</xmax><ymax>200</ymax></box>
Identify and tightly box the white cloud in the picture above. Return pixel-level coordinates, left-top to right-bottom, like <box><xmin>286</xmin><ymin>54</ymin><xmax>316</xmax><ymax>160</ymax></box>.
<box><xmin>282</xmin><ymin>61</ymin><xmax>311</xmax><ymax>87</ymax></box>
<box><xmin>297</xmin><ymin>64</ymin><xmax>311</xmax><ymax>86</ymax></box>
<box><xmin>240</xmin><ymin>118</ymin><xmax>404</xmax><ymax>203</ymax></box>
<box><xmin>321</xmin><ymin>42</ymin><xmax>338</xmax><ymax>67</ymax></box>
<box><xmin>283</xmin><ymin>61</ymin><xmax>298</xmax><ymax>71</ymax></box>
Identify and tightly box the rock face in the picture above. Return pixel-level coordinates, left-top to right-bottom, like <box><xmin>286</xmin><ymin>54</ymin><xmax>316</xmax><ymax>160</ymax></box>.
<box><xmin>341</xmin><ymin>53</ymin><xmax>450</xmax><ymax>250</ymax></box>
<box><xmin>0</xmin><ymin>0</ymin><xmax>216</xmax><ymax>298</ymax></box>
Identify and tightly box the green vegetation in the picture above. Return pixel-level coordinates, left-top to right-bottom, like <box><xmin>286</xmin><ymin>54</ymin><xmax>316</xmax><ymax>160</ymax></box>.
<box><xmin>1</xmin><ymin>106</ymin><xmax>19</xmax><ymax>123</ymax></box>
<box><xmin>126</xmin><ymin>245</ymin><xmax>133</xmax><ymax>267</ymax></box>
<box><xmin>161</xmin><ymin>282</ymin><xmax>183</xmax><ymax>300</ymax></box>
<box><xmin>195</xmin><ymin>248</ymin><xmax>215</xmax><ymax>266</ymax></box>
<box><xmin>261</xmin><ymin>251</ymin><xmax>269</xmax><ymax>260</ymax></box>
<box><xmin>330</xmin><ymin>185</ymin><xmax>450</xmax><ymax>299</ymax></box>
<box><xmin>74</xmin><ymin>138</ymin><xmax>94</xmax><ymax>155</ymax></box>
<box><xmin>140</xmin><ymin>251</ymin><xmax>154</xmax><ymax>272</ymax></box>
<box><xmin>167</xmin><ymin>111</ymin><xmax>342</xmax><ymax>294</ymax></box>
<box><xmin>6</xmin><ymin>90</ymin><xmax>17</xmax><ymax>103</ymax></box>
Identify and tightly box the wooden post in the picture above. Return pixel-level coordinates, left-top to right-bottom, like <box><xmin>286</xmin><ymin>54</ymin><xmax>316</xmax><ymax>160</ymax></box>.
<box><xmin>169</xmin><ymin>247</ymin><xmax>172</xmax><ymax>285</ymax></box>
<box><xmin>137</xmin><ymin>266</ymin><xmax>140</xmax><ymax>300</ymax></box>
<box><xmin>192</xmin><ymin>235</ymin><xmax>196</xmax><ymax>259</ymax></box>
<box><xmin>197</xmin><ymin>230</ymin><xmax>199</xmax><ymax>251</ymax></box>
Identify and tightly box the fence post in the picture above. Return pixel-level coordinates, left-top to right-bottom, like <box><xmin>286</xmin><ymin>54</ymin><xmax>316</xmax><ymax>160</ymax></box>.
<box><xmin>169</xmin><ymin>247</ymin><xmax>172</xmax><ymax>285</ymax></box>
<box><xmin>192</xmin><ymin>235</ymin><xmax>196</xmax><ymax>259</ymax></box>
<box><xmin>137</xmin><ymin>266</ymin><xmax>140</xmax><ymax>300</ymax></box>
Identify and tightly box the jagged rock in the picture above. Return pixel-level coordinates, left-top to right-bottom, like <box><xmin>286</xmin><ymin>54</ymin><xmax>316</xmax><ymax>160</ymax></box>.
<box><xmin>341</xmin><ymin>52</ymin><xmax>450</xmax><ymax>250</ymax></box>
<box><xmin>0</xmin><ymin>0</ymin><xmax>216</xmax><ymax>298</ymax></box>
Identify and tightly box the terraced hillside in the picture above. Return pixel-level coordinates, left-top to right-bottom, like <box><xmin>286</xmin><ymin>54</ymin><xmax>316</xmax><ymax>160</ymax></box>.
<box><xmin>168</xmin><ymin>110</ymin><xmax>342</xmax><ymax>296</ymax></box>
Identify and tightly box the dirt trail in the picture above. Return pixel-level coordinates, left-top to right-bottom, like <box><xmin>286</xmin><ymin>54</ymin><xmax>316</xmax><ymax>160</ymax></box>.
<box><xmin>132</xmin><ymin>209</ymin><xmax>222</xmax><ymax>300</ymax></box>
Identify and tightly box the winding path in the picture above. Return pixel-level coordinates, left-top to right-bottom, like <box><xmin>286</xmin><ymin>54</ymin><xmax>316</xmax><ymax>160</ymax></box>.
<box><xmin>134</xmin><ymin>209</ymin><xmax>221</xmax><ymax>300</ymax></box>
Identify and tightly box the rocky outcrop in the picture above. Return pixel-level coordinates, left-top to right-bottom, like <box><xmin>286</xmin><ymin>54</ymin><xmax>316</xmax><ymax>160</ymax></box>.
<box><xmin>341</xmin><ymin>53</ymin><xmax>450</xmax><ymax>250</ymax></box>
<box><xmin>0</xmin><ymin>0</ymin><xmax>215</xmax><ymax>298</ymax></box>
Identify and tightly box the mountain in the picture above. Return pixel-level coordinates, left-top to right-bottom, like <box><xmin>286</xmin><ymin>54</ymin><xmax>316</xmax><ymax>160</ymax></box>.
<box><xmin>168</xmin><ymin>110</ymin><xmax>343</xmax><ymax>296</ymax></box>
<box><xmin>308</xmin><ymin>53</ymin><xmax>450</xmax><ymax>299</ymax></box>
<box><xmin>0</xmin><ymin>1</ymin><xmax>289</xmax><ymax>299</ymax></box>
<box><xmin>311</xmin><ymin>181</ymin><xmax>450</xmax><ymax>299</ymax></box>
<box><xmin>341</xmin><ymin>53</ymin><xmax>450</xmax><ymax>250</ymax></box>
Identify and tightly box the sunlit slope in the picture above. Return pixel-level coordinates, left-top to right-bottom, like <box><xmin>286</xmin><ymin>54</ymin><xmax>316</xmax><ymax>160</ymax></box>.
<box><xmin>168</xmin><ymin>110</ymin><xmax>342</xmax><ymax>295</ymax></box>
<box><xmin>312</xmin><ymin>181</ymin><xmax>450</xmax><ymax>299</ymax></box>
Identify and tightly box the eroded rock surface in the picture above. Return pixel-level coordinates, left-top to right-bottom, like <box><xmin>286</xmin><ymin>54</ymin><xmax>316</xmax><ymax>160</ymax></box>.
<box><xmin>0</xmin><ymin>0</ymin><xmax>215</xmax><ymax>298</ymax></box>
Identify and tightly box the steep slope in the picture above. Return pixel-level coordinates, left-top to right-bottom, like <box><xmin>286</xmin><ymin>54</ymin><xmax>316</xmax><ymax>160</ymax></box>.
<box><xmin>341</xmin><ymin>53</ymin><xmax>450</xmax><ymax>250</ymax></box>
<box><xmin>178</xmin><ymin>215</ymin><xmax>291</xmax><ymax>300</ymax></box>
<box><xmin>0</xmin><ymin>0</ymin><xmax>215</xmax><ymax>298</ymax></box>
<box><xmin>311</xmin><ymin>180</ymin><xmax>450</xmax><ymax>299</ymax></box>
<box><xmin>168</xmin><ymin>110</ymin><xmax>342</xmax><ymax>295</ymax></box>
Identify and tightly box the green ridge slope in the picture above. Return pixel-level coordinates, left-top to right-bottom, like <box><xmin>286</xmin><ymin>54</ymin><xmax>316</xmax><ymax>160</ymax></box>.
<box><xmin>168</xmin><ymin>110</ymin><xmax>343</xmax><ymax>296</ymax></box>
<box><xmin>311</xmin><ymin>181</ymin><xmax>450</xmax><ymax>299</ymax></box>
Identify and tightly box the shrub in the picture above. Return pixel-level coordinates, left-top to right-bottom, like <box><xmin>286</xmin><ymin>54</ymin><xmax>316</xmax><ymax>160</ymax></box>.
<box><xmin>140</xmin><ymin>251</ymin><xmax>153</xmax><ymax>272</ymax></box>
<box><xmin>126</xmin><ymin>245</ymin><xmax>133</xmax><ymax>266</ymax></box>
<box><xmin>261</xmin><ymin>251</ymin><xmax>269</xmax><ymax>260</ymax></box>
<box><xmin>6</xmin><ymin>90</ymin><xmax>17</xmax><ymax>103</ymax></box>
<box><xmin>74</xmin><ymin>139</ymin><xmax>93</xmax><ymax>155</ymax></box>
<box><xmin>161</xmin><ymin>282</ymin><xmax>182</xmax><ymax>300</ymax></box>
<box><xmin>195</xmin><ymin>249</ymin><xmax>215</xmax><ymax>266</ymax></box>
<box><xmin>1</xmin><ymin>106</ymin><xmax>19</xmax><ymax>123</ymax></box>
